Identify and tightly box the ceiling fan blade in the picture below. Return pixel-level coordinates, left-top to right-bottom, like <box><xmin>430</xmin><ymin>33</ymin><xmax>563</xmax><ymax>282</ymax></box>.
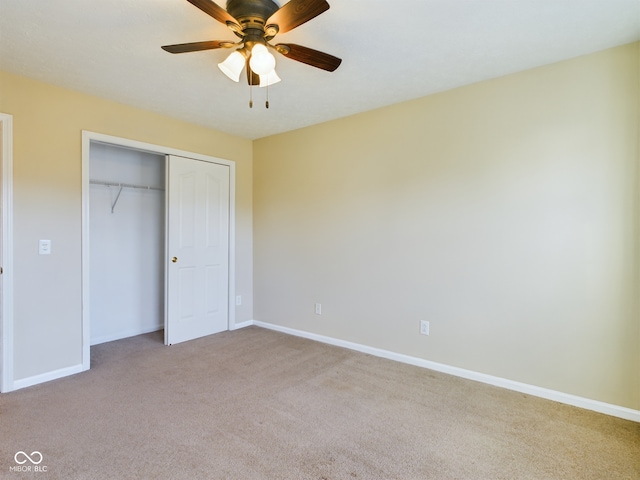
<box><xmin>276</xmin><ymin>43</ymin><xmax>341</xmax><ymax>72</ymax></box>
<box><xmin>186</xmin><ymin>0</ymin><xmax>240</xmax><ymax>28</ymax></box>
<box><xmin>266</xmin><ymin>0</ymin><xmax>329</xmax><ymax>34</ymax></box>
<box><xmin>161</xmin><ymin>40</ymin><xmax>233</xmax><ymax>54</ymax></box>
<box><xmin>246</xmin><ymin>59</ymin><xmax>260</xmax><ymax>86</ymax></box>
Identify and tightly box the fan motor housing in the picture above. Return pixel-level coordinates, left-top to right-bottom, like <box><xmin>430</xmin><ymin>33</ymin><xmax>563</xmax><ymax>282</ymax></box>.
<box><xmin>227</xmin><ymin>0</ymin><xmax>279</xmax><ymax>29</ymax></box>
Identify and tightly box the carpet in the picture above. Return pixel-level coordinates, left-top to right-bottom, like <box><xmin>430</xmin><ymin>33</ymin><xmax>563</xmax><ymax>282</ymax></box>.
<box><xmin>1</xmin><ymin>326</ymin><xmax>638</xmax><ymax>479</ymax></box>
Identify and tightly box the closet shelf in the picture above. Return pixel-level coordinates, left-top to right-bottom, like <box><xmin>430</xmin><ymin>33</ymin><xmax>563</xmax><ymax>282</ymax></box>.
<box><xmin>90</xmin><ymin>179</ymin><xmax>164</xmax><ymax>213</ymax></box>
<box><xmin>89</xmin><ymin>179</ymin><xmax>164</xmax><ymax>191</ymax></box>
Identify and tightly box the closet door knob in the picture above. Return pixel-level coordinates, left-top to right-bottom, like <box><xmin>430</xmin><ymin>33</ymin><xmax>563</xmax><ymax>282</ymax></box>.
<box><xmin>171</xmin><ymin>257</ymin><xmax>178</xmax><ymax>263</ymax></box>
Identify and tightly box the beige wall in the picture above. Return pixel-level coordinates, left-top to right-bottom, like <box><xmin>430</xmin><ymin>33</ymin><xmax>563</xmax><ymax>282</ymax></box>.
<box><xmin>0</xmin><ymin>70</ymin><xmax>253</xmax><ymax>380</ymax></box>
<box><xmin>253</xmin><ymin>43</ymin><xmax>640</xmax><ymax>409</ymax></box>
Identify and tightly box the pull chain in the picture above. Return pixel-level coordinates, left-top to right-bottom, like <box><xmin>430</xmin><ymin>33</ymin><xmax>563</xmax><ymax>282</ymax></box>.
<box><xmin>248</xmin><ymin>80</ymin><xmax>274</xmax><ymax>109</ymax></box>
<box><xmin>265</xmin><ymin>82</ymin><xmax>269</xmax><ymax>109</ymax></box>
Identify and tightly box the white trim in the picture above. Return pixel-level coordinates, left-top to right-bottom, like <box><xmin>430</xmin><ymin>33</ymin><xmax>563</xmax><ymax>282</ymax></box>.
<box><xmin>253</xmin><ymin>320</ymin><xmax>640</xmax><ymax>423</ymax></box>
<box><xmin>82</xmin><ymin>131</ymin><xmax>236</xmax><ymax>371</ymax></box>
<box><xmin>13</xmin><ymin>363</ymin><xmax>84</xmax><ymax>391</ymax></box>
<box><xmin>231</xmin><ymin>320</ymin><xmax>254</xmax><ymax>330</ymax></box>
<box><xmin>81</xmin><ymin>133</ymin><xmax>91</xmax><ymax>370</ymax></box>
<box><xmin>0</xmin><ymin>113</ymin><xmax>14</xmax><ymax>393</ymax></box>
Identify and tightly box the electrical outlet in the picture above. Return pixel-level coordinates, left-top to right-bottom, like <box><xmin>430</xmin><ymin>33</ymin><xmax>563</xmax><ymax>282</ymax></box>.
<box><xmin>315</xmin><ymin>303</ymin><xmax>322</xmax><ymax>315</ymax></box>
<box><xmin>39</xmin><ymin>239</ymin><xmax>51</xmax><ymax>255</ymax></box>
<box><xmin>235</xmin><ymin>295</ymin><xmax>242</xmax><ymax>306</ymax></box>
<box><xmin>420</xmin><ymin>320</ymin><xmax>430</xmax><ymax>336</ymax></box>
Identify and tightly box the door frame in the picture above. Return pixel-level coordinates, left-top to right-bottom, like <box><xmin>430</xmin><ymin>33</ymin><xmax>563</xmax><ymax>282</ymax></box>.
<box><xmin>81</xmin><ymin>131</ymin><xmax>236</xmax><ymax>371</ymax></box>
<box><xmin>0</xmin><ymin>113</ymin><xmax>14</xmax><ymax>392</ymax></box>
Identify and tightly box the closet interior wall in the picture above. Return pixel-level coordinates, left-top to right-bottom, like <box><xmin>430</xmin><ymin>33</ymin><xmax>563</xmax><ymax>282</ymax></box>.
<box><xmin>89</xmin><ymin>142</ymin><xmax>165</xmax><ymax>345</ymax></box>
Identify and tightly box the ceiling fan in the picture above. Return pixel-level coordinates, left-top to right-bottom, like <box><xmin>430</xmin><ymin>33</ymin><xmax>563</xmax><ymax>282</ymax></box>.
<box><xmin>162</xmin><ymin>0</ymin><xmax>342</xmax><ymax>90</ymax></box>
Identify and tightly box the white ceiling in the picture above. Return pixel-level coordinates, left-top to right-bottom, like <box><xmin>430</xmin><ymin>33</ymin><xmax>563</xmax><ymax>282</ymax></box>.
<box><xmin>0</xmin><ymin>0</ymin><xmax>639</xmax><ymax>140</ymax></box>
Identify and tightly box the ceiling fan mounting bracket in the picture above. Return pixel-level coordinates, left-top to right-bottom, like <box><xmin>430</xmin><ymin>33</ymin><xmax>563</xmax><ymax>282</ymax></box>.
<box><xmin>226</xmin><ymin>21</ymin><xmax>244</xmax><ymax>35</ymax></box>
<box><xmin>264</xmin><ymin>24</ymin><xmax>279</xmax><ymax>38</ymax></box>
<box><xmin>275</xmin><ymin>44</ymin><xmax>290</xmax><ymax>55</ymax></box>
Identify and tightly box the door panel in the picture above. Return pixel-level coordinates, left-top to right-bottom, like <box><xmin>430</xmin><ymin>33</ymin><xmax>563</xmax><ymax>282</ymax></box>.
<box><xmin>179</xmin><ymin>172</ymin><xmax>196</xmax><ymax>248</ymax></box>
<box><xmin>166</xmin><ymin>155</ymin><xmax>230</xmax><ymax>345</ymax></box>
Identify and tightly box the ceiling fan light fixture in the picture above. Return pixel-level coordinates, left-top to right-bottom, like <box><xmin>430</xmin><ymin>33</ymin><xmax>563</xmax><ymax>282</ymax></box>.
<box><xmin>259</xmin><ymin>69</ymin><xmax>281</xmax><ymax>87</ymax></box>
<box><xmin>249</xmin><ymin>43</ymin><xmax>276</xmax><ymax>76</ymax></box>
<box><xmin>218</xmin><ymin>51</ymin><xmax>245</xmax><ymax>82</ymax></box>
<box><xmin>162</xmin><ymin>0</ymin><xmax>342</xmax><ymax>97</ymax></box>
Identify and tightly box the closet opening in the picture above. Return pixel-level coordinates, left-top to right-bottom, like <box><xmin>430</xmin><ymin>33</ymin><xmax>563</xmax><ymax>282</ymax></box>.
<box><xmin>89</xmin><ymin>142</ymin><xmax>166</xmax><ymax>346</ymax></box>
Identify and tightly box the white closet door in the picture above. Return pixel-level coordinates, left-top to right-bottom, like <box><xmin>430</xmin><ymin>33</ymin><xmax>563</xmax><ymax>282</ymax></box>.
<box><xmin>166</xmin><ymin>155</ymin><xmax>230</xmax><ymax>345</ymax></box>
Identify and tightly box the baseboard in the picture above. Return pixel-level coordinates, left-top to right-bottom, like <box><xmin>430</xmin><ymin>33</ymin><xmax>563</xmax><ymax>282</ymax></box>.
<box><xmin>253</xmin><ymin>320</ymin><xmax>640</xmax><ymax>423</ymax></box>
<box><xmin>230</xmin><ymin>320</ymin><xmax>254</xmax><ymax>330</ymax></box>
<box><xmin>12</xmin><ymin>363</ymin><xmax>85</xmax><ymax>392</ymax></box>
<box><xmin>90</xmin><ymin>324</ymin><xmax>163</xmax><ymax>346</ymax></box>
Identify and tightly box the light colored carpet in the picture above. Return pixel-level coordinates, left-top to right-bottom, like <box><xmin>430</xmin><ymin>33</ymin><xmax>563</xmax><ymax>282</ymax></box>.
<box><xmin>1</xmin><ymin>326</ymin><xmax>638</xmax><ymax>479</ymax></box>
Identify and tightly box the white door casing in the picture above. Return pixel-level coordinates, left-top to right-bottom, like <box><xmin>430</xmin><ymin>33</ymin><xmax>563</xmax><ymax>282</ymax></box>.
<box><xmin>82</xmin><ymin>131</ymin><xmax>236</xmax><ymax>372</ymax></box>
<box><xmin>0</xmin><ymin>113</ymin><xmax>14</xmax><ymax>392</ymax></box>
<box><xmin>166</xmin><ymin>155</ymin><xmax>230</xmax><ymax>345</ymax></box>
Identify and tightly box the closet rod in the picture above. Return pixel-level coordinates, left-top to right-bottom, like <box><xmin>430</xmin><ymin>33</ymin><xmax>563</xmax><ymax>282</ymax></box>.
<box><xmin>89</xmin><ymin>179</ymin><xmax>164</xmax><ymax>191</ymax></box>
<box><xmin>90</xmin><ymin>179</ymin><xmax>164</xmax><ymax>213</ymax></box>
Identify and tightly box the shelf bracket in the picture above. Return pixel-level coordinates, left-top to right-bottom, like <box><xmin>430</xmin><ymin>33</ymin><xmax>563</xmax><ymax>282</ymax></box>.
<box><xmin>111</xmin><ymin>185</ymin><xmax>124</xmax><ymax>214</ymax></box>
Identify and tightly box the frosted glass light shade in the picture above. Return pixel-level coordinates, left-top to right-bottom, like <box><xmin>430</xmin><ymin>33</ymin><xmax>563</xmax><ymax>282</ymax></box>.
<box><xmin>218</xmin><ymin>51</ymin><xmax>245</xmax><ymax>82</ymax></box>
<box><xmin>259</xmin><ymin>69</ymin><xmax>281</xmax><ymax>87</ymax></box>
<box><xmin>249</xmin><ymin>44</ymin><xmax>276</xmax><ymax>76</ymax></box>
